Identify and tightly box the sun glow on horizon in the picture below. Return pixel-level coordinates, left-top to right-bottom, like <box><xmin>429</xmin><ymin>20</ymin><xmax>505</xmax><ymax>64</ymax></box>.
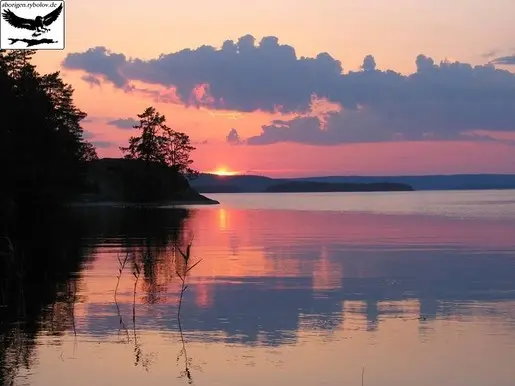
<box><xmin>210</xmin><ymin>166</ymin><xmax>239</xmax><ymax>176</ymax></box>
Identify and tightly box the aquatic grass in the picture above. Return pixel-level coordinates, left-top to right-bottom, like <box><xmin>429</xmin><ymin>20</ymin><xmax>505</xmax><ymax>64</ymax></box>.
<box><xmin>176</xmin><ymin>241</ymin><xmax>202</xmax><ymax>320</ymax></box>
<box><xmin>132</xmin><ymin>261</ymin><xmax>141</xmax><ymax>325</ymax></box>
<box><xmin>114</xmin><ymin>252</ymin><xmax>130</xmax><ymax>302</ymax></box>
<box><xmin>114</xmin><ymin>252</ymin><xmax>130</xmax><ymax>342</ymax></box>
<box><xmin>175</xmin><ymin>239</ymin><xmax>202</xmax><ymax>384</ymax></box>
<box><xmin>112</xmin><ymin>251</ymin><xmax>153</xmax><ymax>370</ymax></box>
<box><xmin>132</xmin><ymin>261</ymin><xmax>149</xmax><ymax>370</ymax></box>
<box><xmin>67</xmin><ymin>279</ymin><xmax>79</xmax><ymax>357</ymax></box>
<box><xmin>110</xmin><ymin>240</ymin><xmax>202</xmax><ymax>379</ymax></box>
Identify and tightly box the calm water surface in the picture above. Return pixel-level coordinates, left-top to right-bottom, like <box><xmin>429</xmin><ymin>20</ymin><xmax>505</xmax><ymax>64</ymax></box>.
<box><xmin>3</xmin><ymin>190</ymin><xmax>515</xmax><ymax>386</ymax></box>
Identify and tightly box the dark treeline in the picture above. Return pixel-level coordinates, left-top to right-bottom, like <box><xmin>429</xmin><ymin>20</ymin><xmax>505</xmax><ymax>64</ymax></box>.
<box><xmin>0</xmin><ymin>50</ymin><xmax>97</xmax><ymax>214</ymax></box>
<box><xmin>0</xmin><ymin>49</ymin><xmax>213</xmax><ymax>214</ymax></box>
<box><xmin>0</xmin><ymin>49</ymin><xmax>98</xmax><ymax>384</ymax></box>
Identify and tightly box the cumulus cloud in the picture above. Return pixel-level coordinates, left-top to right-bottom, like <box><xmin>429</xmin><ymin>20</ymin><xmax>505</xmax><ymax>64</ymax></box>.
<box><xmin>63</xmin><ymin>35</ymin><xmax>515</xmax><ymax>145</ymax></box>
<box><xmin>247</xmin><ymin>106</ymin><xmax>481</xmax><ymax>145</ymax></box>
<box><xmin>107</xmin><ymin>117</ymin><xmax>139</xmax><ymax>129</ymax></box>
<box><xmin>62</xmin><ymin>36</ymin><xmax>342</xmax><ymax>112</ymax></box>
<box><xmin>226</xmin><ymin>128</ymin><xmax>244</xmax><ymax>145</ymax></box>
<box><xmin>65</xmin><ymin>47</ymin><xmax>128</xmax><ymax>87</ymax></box>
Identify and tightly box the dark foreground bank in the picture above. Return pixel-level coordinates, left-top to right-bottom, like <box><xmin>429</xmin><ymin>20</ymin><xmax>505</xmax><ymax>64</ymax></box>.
<box><xmin>76</xmin><ymin>158</ymin><xmax>219</xmax><ymax>205</ymax></box>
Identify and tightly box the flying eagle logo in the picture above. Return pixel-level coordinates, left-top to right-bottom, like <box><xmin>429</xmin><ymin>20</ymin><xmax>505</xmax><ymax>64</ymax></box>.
<box><xmin>2</xmin><ymin>4</ymin><xmax>63</xmax><ymax>37</ymax></box>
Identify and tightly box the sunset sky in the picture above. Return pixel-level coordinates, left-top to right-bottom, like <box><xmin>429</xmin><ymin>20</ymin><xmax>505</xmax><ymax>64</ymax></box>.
<box><xmin>31</xmin><ymin>0</ymin><xmax>515</xmax><ymax>177</ymax></box>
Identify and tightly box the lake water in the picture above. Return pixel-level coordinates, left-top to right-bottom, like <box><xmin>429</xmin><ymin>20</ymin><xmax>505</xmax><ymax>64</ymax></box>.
<box><xmin>2</xmin><ymin>190</ymin><xmax>515</xmax><ymax>386</ymax></box>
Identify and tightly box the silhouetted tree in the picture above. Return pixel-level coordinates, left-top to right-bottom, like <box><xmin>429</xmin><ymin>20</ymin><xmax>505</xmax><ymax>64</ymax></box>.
<box><xmin>0</xmin><ymin>49</ymin><xmax>97</xmax><ymax>206</ymax></box>
<box><xmin>120</xmin><ymin>106</ymin><xmax>198</xmax><ymax>179</ymax></box>
<box><xmin>120</xmin><ymin>107</ymin><xmax>168</xmax><ymax>164</ymax></box>
<box><xmin>80</xmin><ymin>141</ymin><xmax>99</xmax><ymax>162</ymax></box>
<box><xmin>162</xmin><ymin>128</ymin><xmax>199</xmax><ymax>179</ymax></box>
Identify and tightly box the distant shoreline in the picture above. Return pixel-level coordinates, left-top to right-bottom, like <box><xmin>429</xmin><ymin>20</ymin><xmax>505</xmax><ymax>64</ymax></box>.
<box><xmin>191</xmin><ymin>173</ymin><xmax>515</xmax><ymax>193</ymax></box>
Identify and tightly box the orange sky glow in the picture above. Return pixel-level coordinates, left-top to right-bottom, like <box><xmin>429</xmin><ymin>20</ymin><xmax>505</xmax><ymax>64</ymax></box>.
<box><xmin>27</xmin><ymin>0</ymin><xmax>515</xmax><ymax>177</ymax></box>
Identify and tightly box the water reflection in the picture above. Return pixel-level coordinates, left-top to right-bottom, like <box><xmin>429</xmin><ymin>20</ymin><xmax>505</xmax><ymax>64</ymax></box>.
<box><xmin>0</xmin><ymin>209</ymin><xmax>92</xmax><ymax>385</ymax></box>
<box><xmin>3</xmin><ymin>200</ymin><xmax>515</xmax><ymax>385</ymax></box>
<box><xmin>0</xmin><ymin>207</ymin><xmax>190</xmax><ymax>385</ymax></box>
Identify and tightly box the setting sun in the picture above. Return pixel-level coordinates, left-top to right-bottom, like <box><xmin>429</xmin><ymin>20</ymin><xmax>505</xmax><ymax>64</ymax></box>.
<box><xmin>211</xmin><ymin>167</ymin><xmax>238</xmax><ymax>176</ymax></box>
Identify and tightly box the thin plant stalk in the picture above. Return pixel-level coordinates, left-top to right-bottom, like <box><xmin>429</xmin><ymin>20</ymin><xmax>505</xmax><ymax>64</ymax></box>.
<box><xmin>114</xmin><ymin>252</ymin><xmax>130</xmax><ymax>302</ymax></box>
<box><xmin>132</xmin><ymin>261</ymin><xmax>145</xmax><ymax>368</ymax></box>
<box><xmin>114</xmin><ymin>252</ymin><xmax>130</xmax><ymax>342</ymax></box>
<box><xmin>175</xmin><ymin>241</ymin><xmax>202</xmax><ymax>384</ymax></box>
